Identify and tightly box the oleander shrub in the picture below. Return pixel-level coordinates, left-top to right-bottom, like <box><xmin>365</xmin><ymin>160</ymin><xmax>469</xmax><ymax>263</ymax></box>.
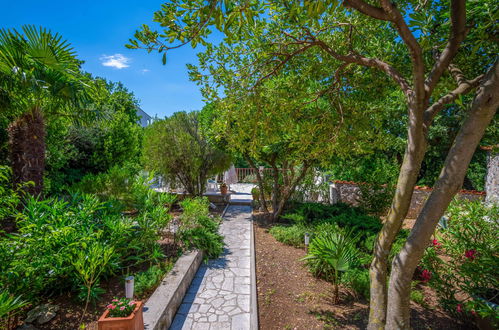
<box><xmin>421</xmin><ymin>199</ymin><xmax>498</xmax><ymax>325</ymax></box>
<box><xmin>72</xmin><ymin>166</ymin><xmax>176</xmax><ymax>213</ymax></box>
<box><xmin>0</xmin><ymin>191</ymin><xmax>171</xmax><ymax>303</ymax></box>
<box><xmin>178</xmin><ymin>197</ymin><xmax>224</xmax><ymax>259</ymax></box>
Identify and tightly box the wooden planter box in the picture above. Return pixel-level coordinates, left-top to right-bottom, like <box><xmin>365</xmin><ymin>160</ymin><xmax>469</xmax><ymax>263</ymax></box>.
<box><xmin>98</xmin><ymin>301</ymin><xmax>144</xmax><ymax>330</ymax></box>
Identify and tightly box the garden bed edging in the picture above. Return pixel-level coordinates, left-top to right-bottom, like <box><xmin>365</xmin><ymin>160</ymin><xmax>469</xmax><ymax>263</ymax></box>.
<box><xmin>143</xmin><ymin>249</ymin><xmax>204</xmax><ymax>330</ymax></box>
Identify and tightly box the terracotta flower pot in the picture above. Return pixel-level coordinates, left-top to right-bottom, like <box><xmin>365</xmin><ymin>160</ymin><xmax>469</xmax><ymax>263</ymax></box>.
<box><xmin>220</xmin><ymin>185</ymin><xmax>228</xmax><ymax>195</ymax></box>
<box><xmin>98</xmin><ymin>301</ymin><xmax>144</xmax><ymax>330</ymax></box>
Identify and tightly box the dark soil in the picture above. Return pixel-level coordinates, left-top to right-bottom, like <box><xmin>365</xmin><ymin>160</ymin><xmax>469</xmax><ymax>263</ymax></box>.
<box><xmin>254</xmin><ymin>222</ymin><xmax>476</xmax><ymax>330</ymax></box>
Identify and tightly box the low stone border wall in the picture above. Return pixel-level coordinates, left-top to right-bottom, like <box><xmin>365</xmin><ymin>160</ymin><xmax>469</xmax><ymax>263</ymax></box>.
<box><xmin>330</xmin><ymin>181</ymin><xmax>485</xmax><ymax>219</ymax></box>
<box><xmin>143</xmin><ymin>250</ymin><xmax>204</xmax><ymax>330</ymax></box>
<box><xmin>250</xmin><ymin>215</ymin><xmax>259</xmax><ymax>330</ymax></box>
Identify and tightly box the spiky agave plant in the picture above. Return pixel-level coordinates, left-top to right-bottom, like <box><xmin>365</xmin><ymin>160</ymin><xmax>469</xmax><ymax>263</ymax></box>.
<box><xmin>302</xmin><ymin>225</ymin><xmax>359</xmax><ymax>303</ymax></box>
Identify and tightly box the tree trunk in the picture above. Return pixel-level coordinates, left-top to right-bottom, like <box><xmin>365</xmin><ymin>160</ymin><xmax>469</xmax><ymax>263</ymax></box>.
<box><xmin>385</xmin><ymin>60</ymin><xmax>499</xmax><ymax>329</ymax></box>
<box><xmin>368</xmin><ymin>100</ymin><xmax>427</xmax><ymax>330</ymax></box>
<box><xmin>270</xmin><ymin>161</ymin><xmax>280</xmax><ymax>220</ymax></box>
<box><xmin>245</xmin><ymin>155</ymin><xmax>268</xmax><ymax>212</ymax></box>
<box><xmin>7</xmin><ymin>106</ymin><xmax>46</xmax><ymax>196</ymax></box>
<box><xmin>272</xmin><ymin>164</ymin><xmax>310</xmax><ymax>220</ymax></box>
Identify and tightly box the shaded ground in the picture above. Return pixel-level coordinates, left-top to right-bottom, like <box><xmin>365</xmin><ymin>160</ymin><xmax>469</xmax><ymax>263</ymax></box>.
<box><xmin>254</xmin><ymin>222</ymin><xmax>475</xmax><ymax>330</ymax></box>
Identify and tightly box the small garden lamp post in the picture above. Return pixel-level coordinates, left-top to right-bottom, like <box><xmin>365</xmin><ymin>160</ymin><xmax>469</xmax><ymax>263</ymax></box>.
<box><xmin>125</xmin><ymin>276</ymin><xmax>134</xmax><ymax>299</ymax></box>
<box><xmin>304</xmin><ymin>232</ymin><xmax>310</xmax><ymax>253</ymax></box>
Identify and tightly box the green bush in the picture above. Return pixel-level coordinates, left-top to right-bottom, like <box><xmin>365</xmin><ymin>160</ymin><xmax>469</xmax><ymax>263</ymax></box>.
<box><xmin>283</xmin><ymin>202</ymin><xmax>354</xmax><ymax>225</ymax></box>
<box><xmin>342</xmin><ymin>268</ymin><xmax>370</xmax><ymax>299</ymax></box>
<box><xmin>178</xmin><ymin>197</ymin><xmax>224</xmax><ymax>259</ymax></box>
<box><xmin>269</xmin><ymin>224</ymin><xmax>308</xmax><ymax>248</ymax></box>
<box><xmin>290</xmin><ymin>170</ymin><xmax>331</xmax><ymax>203</ymax></box>
<box><xmin>142</xmin><ymin>111</ymin><xmax>231</xmax><ymax>196</ymax></box>
<box><xmin>71</xmin><ymin>164</ymin><xmax>140</xmax><ymax>210</ymax></box>
<box><xmin>410</xmin><ymin>286</ymin><xmax>425</xmax><ymax>306</ymax></box>
<box><xmin>0</xmin><ymin>166</ymin><xmax>20</xmax><ymax>221</ymax></box>
<box><xmin>0</xmin><ymin>192</ymin><xmax>170</xmax><ymax>303</ymax></box>
<box><xmin>134</xmin><ymin>263</ymin><xmax>173</xmax><ymax>297</ymax></box>
<box><xmin>422</xmin><ymin>199</ymin><xmax>498</xmax><ymax>324</ymax></box>
<box><xmin>72</xmin><ymin>166</ymin><xmax>176</xmax><ymax>213</ymax></box>
<box><xmin>282</xmin><ymin>202</ymin><xmax>382</xmax><ymax>235</ymax></box>
<box><xmin>357</xmin><ymin>183</ymin><xmax>394</xmax><ymax>216</ymax></box>
<box><xmin>243</xmin><ymin>174</ymin><xmax>258</xmax><ymax>183</ymax></box>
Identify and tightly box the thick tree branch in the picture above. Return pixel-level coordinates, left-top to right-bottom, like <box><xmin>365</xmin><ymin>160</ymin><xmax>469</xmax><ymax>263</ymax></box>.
<box><xmin>448</xmin><ymin>63</ymin><xmax>467</xmax><ymax>85</ymax></box>
<box><xmin>379</xmin><ymin>0</ymin><xmax>425</xmax><ymax>103</ymax></box>
<box><xmin>343</xmin><ymin>0</ymin><xmax>390</xmax><ymax>21</ymax></box>
<box><xmin>424</xmin><ymin>74</ymin><xmax>483</xmax><ymax>124</ymax></box>
<box><xmin>315</xmin><ymin>40</ymin><xmax>411</xmax><ymax>94</ymax></box>
<box><xmin>245</xmin><ymin>154</ymin><xmax>269</xmax><ymax>213</ymax></box>
<box><xmin>425</xmin><ymin>0</ymin><xmax>467</xmax><ymax>95</ymax></box>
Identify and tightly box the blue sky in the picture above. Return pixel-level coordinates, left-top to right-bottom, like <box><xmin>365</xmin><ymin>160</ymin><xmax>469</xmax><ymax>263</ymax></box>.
<box><xmin>1</xmin><ymin>0</ymin><xmax>211</xmax><ymax>118</ymax></box>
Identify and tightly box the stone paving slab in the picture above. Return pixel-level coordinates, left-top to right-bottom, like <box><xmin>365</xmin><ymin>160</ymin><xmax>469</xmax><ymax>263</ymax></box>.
<box><xmin>170</xmin><ymin>205</ymin><xmax>254</xmax><ymax>330</ymax></box>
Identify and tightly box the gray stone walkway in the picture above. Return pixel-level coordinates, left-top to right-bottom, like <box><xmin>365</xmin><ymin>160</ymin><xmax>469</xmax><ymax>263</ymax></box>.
<box><xmin>170</xmin><ymin>205</ymin><xmax>254</xmax><ymax>330</ymax></box>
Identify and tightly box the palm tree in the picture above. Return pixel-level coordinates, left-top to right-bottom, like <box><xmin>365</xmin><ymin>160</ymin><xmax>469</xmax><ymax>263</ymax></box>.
<box><xmin>302</xmin><ymin>227</ymin><xmax>359</xmax><ymax>304</ymax></box>
<box><xmin>0</xmin><ymin>25</ymin><xmax>94</xmax><ymax>195</ymax></box>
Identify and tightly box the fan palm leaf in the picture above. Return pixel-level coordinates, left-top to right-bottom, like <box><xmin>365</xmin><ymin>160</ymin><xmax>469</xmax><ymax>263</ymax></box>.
<box><xmin>0</xmin><ymin>25</ymin><xmax>97</xmax><ymax>194</ymax></box>
<box><xmin>302</xmin><ymin>226</ymin><xmax>360</xmax><ymax>303</ymax></box>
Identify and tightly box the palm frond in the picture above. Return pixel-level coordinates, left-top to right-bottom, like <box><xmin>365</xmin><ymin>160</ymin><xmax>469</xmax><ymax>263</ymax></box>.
<box><xmin>0</xmin><ymin>25</ymin><xmax>98</xmax><ymax>121</ymax></box>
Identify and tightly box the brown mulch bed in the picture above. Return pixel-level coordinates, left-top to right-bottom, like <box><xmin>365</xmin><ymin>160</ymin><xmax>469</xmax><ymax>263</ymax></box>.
<box><xmin>254</xmin><ymin>222</ymin><xmax>475</xmax><ymax>330</ymax></box>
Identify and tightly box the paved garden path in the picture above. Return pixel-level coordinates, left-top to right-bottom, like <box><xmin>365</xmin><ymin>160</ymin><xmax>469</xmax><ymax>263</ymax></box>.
<box><xmin>170</xmin><ymin>198</ymin><xmax>255</xmax><ymax>330</ymax></box>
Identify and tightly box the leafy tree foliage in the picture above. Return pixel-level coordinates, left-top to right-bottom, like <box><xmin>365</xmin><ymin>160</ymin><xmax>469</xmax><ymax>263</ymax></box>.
<box><xmin>44</xmin><ymin>79</ymin><xmax>143</xmax><ymax>193</ymax></box>
<box><xmin>143</xmin><ymin>111</ymin><xmax>231</xmax><ymax>196</ymax></box>
<box><xmin>129</xmin><ymin>1</ymin><xmax>498</xmax><ymax>328</ymax></box>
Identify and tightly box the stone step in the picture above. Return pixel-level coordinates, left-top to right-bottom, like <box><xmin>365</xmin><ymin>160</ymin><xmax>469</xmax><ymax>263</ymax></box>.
<box><xmin>229</xmin><ymin>199</ymin><xmax>253</xmax><ymax>206</ymax></box>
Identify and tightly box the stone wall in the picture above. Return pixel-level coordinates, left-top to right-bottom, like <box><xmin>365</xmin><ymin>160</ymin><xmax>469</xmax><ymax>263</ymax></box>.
<box><xmin>485</xmin><ymin>149</ymin><xmax>499</xmax><ymax>204</ymax></box>
<box><xmin>330</xmin><ymin>181</ymin><xmax>485</xmax><ymax>219</ymax></box>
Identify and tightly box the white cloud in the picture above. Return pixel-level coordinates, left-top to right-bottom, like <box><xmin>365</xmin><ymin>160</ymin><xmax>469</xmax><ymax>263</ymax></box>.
<box><xmin>140</xmin><ymin>69</ymin><xmax>150</xmax><ymax>74</ymax></box>
<box><xmin>100</xmin><ymin>54</ymin><xmax>130</xmax><ymax>69</ymax></box>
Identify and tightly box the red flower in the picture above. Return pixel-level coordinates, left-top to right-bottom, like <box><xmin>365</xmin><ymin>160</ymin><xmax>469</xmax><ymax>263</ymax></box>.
<box><xmin>432</xmin><ymin>239</ymin><xmax>441</xmax><ymax>248</ymax></box>
<box><xmin>465</xmin><ymin>249</ymin><xmax>477</xmax><ymax>260</ymax></box>
<box><xmin>457</xmin><ymin>304</ymin><xmax>463</xmax><ymax>313</ymax></box>
<box><xmin>421</xmin><ymin>269</ymin><xmax>432</xmax><ymax>283</ymax></box>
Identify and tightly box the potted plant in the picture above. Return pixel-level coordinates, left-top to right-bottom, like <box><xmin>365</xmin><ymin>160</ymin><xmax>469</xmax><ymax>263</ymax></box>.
<box><xmin>220</xmin><ymin>182</ymin><xmax>228</xmax><ymax>195</ymax></box>
<box><xmin>98</xmin><ymin>298</ymin><xmax>144</xmax><ymax>330</ymax></box>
